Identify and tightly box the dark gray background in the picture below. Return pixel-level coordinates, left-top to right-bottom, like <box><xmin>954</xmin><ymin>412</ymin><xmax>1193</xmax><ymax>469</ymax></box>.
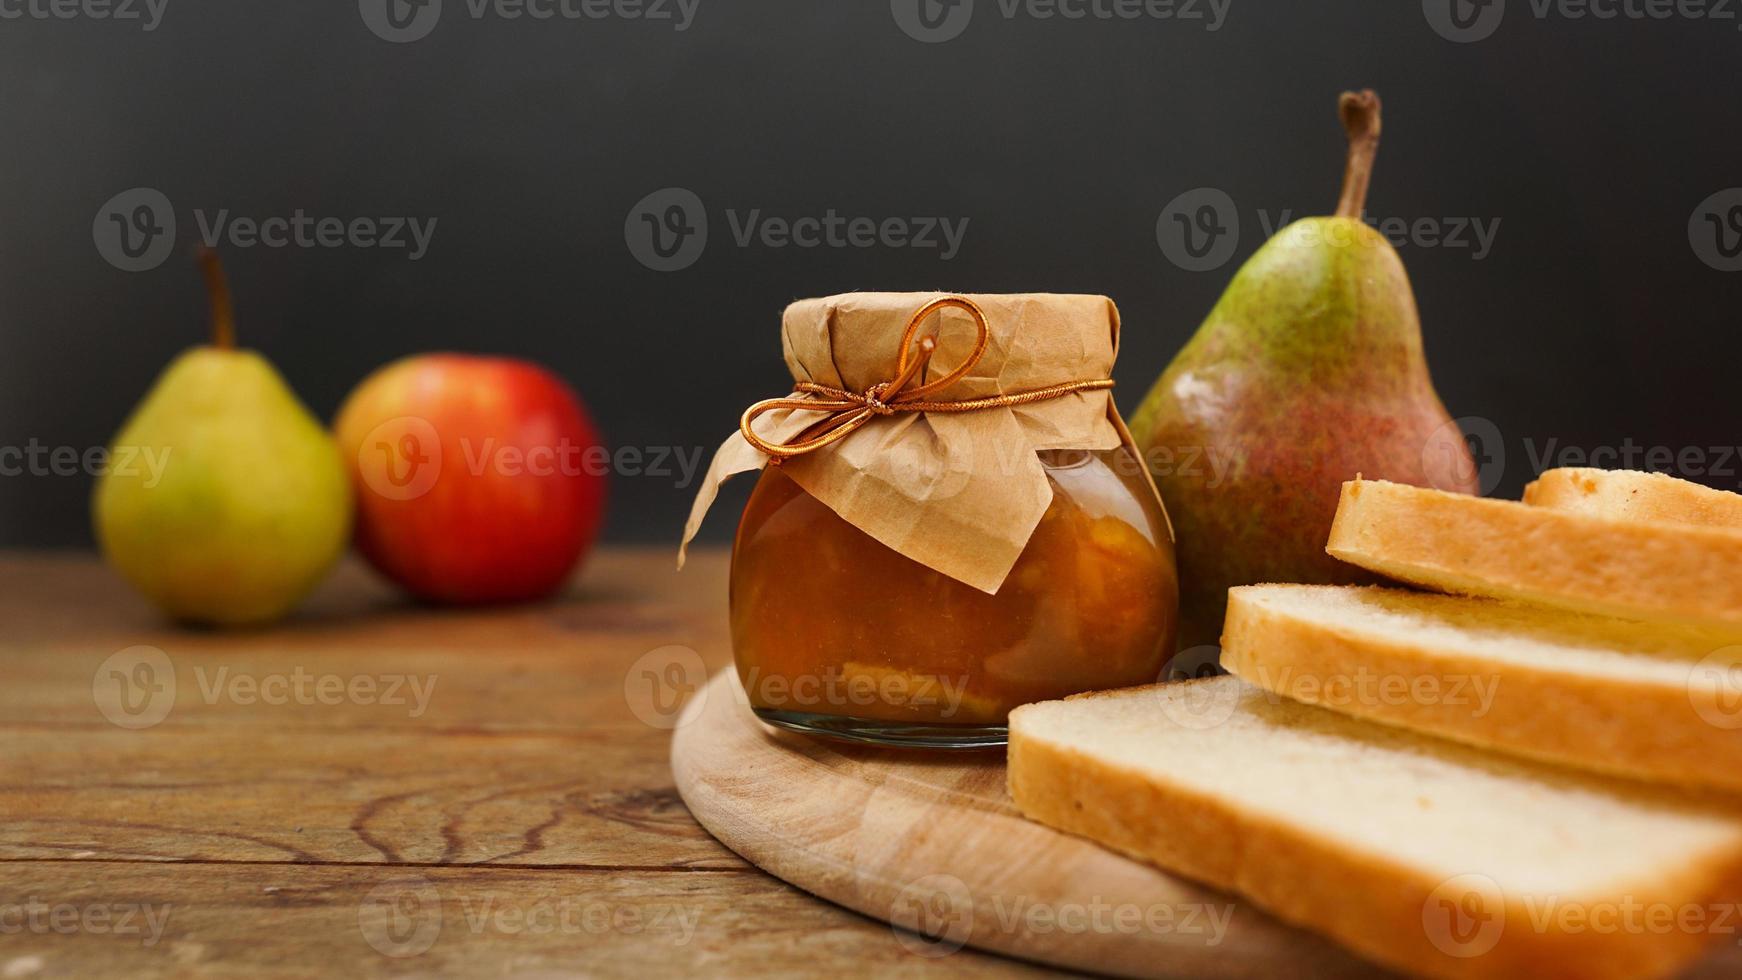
<box><xmin>3</xmin><ymin>0</ymin><xmax>1739</xmax><ymax>547</ymax></box>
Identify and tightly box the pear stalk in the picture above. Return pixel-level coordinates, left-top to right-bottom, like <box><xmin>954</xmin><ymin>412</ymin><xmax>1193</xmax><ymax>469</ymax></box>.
<box><xmin>198</xmin><ymin>247</ymin><xmax>237</xmax><ymax>350</ymax></box>
<box><xmin>1334</xmin><ymin>90</ymin><xmax>1381</xmax><ymax>219</ymax></box>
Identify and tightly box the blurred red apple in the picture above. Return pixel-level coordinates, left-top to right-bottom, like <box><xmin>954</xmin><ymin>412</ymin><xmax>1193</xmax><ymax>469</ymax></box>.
<box><xmin>334</xmin><ymin>354</ymin><xmax>606</xmax><ymax>603</ymax></box>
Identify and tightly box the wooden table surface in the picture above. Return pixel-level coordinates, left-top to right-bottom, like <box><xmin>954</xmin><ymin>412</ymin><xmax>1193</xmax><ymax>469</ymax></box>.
<box><xmin>0</xmin><ymin>549</ymin><xmax>1066</xmax><ymax>978</ymax></box>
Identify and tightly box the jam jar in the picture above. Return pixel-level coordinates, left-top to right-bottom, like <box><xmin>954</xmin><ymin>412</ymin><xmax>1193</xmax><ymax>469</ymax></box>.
<box><xmin>682</xmin><ymin>292</ymin><xmax>1179</xmax><ymax>747</ymax></box>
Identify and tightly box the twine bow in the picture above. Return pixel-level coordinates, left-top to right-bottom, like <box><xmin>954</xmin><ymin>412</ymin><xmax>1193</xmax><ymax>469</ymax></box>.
<box><xmin>740</xmin><ymin>296</ymin><xmax>1115</xmax><ymax>461</ymax></box>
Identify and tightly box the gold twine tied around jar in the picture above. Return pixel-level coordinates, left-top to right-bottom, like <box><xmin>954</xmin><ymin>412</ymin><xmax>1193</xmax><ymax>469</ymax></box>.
<box><xmin>739</xmin><ymin>296</ymin><xmax>1117</xmax><ymax>461</ymax></box>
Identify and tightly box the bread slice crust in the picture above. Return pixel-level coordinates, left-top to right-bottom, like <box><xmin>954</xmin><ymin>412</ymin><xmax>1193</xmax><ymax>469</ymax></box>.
<box><xmin>1325</xmin><ymin>479</ymin><xmax>1742</xmax><ymax>627</ymax></box>
<box><xmin>1524</xmin><ymin>467</ymin><xmax>1742</xmax><ymax>530</ymax></box>
<box><xmin>1009</xmin><ymin>679</ymin><xmax>1742</xmax><ymax>980</ymax></box>
<box><xmin>1221</xmin><ymin>583</ymin><xmax>1742</xmax><ymax>792</ymax></box>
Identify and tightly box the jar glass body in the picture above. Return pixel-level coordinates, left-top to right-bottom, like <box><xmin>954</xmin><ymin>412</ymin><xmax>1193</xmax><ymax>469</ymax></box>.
<box><xmin>728</xmin><ymin>446</ymin><xmax>1178</xmax><ymax>747</ymax></box>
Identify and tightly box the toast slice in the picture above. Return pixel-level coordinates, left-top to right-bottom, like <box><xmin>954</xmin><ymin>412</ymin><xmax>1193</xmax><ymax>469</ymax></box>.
<box><xmin>1525</xmin><ymin>467</ymin><xmax>1742</xmax><ymax>530</ymax></box>
<box><xmin>1324</xmin><ymin>478</ymin><xmax>1742</xmax><ymax>627</ymax></box>
<box><xmin>1221</xmin><ymin>583</ymin><xmax>1742</xmax><ymax>791</ymax></box>
<box><xmin>1008</xmin><ymin>677</ymin><xmax>1742</xmax><ymax>980</ymax></box>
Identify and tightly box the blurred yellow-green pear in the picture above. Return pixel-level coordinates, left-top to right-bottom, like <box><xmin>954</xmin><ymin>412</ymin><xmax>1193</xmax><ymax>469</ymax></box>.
<box><xmin>93</xmin><ymin>249</ymin><xmax>351</xmax><ymax>626</ymax></box>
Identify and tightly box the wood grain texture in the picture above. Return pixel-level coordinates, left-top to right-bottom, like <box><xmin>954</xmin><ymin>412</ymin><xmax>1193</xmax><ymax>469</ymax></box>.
<box><xmin>672</xmin><ymin>670</ymin><xmax>1384</xmax><ymax>979</ymax></box>
<box><xmin>0</xmin><ymin>862</ymin><xmax>1057</xmax><ymax>979</ymax></box>
<box><xmin>0</xmin><ymin>550</ymin><xmax>1064</xmax><ymax>978</ymax></box>
<box><xmin>673</xmin><ymin>670</ymin><xmax>1742</xmax><ymax>980</ymax></box>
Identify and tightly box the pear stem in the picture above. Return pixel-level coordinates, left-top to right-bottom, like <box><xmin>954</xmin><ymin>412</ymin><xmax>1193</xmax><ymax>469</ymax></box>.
<box><xmin>198</xmin><ymin>246</ymin><xmax>236</xmax><ymax>350</ymax></box>
<box><xmin>1334</xmin><ymin>89</ymin><xmax>1382</xmax><ymax>219</ymax></box>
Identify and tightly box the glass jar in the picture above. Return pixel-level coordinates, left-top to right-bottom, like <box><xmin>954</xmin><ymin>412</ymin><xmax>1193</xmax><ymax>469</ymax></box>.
<box><xmin>730</xmin><ymin>445</ymin><xmax>1178</xmax><ymax>747</ymax></box>
<box><xmin>679</xmin><ymin>292</ymin><xmax>1180</xmax><ymax>748</ymax></box>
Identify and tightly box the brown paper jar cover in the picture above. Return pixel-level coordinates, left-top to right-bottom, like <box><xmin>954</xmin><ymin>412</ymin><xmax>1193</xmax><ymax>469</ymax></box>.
<box><xmin>682</xmin><ymin>291</ymin><xmax>1169</xmax><ymax>593</ymax></box>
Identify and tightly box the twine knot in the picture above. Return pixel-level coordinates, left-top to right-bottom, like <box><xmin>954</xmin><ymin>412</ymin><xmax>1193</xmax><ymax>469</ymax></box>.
<box><xmin>739</xmin><ymin>296</ymin><xmax>1114</xmax><ymax>461</ymax></box>
<box><xmin>861</xmin><ymin>382</ymin><xmax>895</xmax><ymax>415</ymax></box>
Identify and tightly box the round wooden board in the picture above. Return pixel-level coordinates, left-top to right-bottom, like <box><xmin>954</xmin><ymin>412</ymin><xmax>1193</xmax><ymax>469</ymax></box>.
<box><xmin>669</xmin><ymin>670</ymin><xmax>1382</xmax><ymax>978</ymax></box>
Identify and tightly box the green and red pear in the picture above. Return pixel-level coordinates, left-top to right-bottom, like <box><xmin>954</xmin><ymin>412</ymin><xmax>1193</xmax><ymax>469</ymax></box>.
<box><xmin>1130</xmin><ymin>90</ymin><xmax>1478</xmax><ymax>654</ymax></box>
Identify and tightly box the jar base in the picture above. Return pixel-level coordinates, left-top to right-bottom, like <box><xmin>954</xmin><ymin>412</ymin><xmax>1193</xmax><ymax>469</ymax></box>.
<box><xmin>752</xmin><ymin>707</ymin><xmax>1007</xmax><ymax>749</ymax></box>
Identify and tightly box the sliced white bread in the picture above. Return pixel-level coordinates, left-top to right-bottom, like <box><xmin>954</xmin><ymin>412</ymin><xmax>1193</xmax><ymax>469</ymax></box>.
<box><xmin>1525</xmin><ymin>467</ymin><xmax>1742</xmax><ymax>530</ymax></box>
<box><xmin>1324</xmin><ymin>478</ymin><xmax>1742</xmax><ymax>627</ymax></box>
<box><xmin>1221</xmin><ymin>583</ymin><xmax>1742</xmax><ymax>792</ymax></box>
<box><xmin>1008</xmin><ymin>677</ymin><xmax>1742</xmax><ymax>980</ymax></box>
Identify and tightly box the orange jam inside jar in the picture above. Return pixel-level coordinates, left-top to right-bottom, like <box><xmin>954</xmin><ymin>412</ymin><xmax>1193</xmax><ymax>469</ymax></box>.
<box><xmin>730</xmin><ymin>447</ymin><xmax>1178</xmax><ymax>746</ymax></box>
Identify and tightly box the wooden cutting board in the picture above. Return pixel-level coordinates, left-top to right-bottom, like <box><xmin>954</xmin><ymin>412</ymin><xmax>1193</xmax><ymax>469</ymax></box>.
<box><xmin>673</xmin><ymin>671</ymin><xmax>1742</xmax><ymax>978</ymax></box>
<box><xmin>669</xmin><ymin>670</ymin><xmax>1381</xmax><ymax>978</ymax></box>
